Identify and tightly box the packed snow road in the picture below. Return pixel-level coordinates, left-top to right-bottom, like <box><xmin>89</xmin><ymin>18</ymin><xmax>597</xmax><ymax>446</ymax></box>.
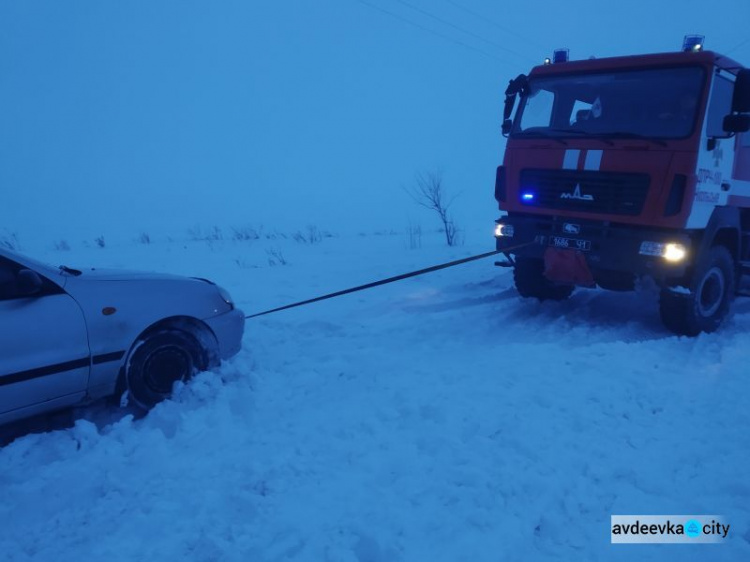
<box><xmin>1</xmin><ymin>229</ymin><xmax>749</xmax><ymax>561</ymax></box>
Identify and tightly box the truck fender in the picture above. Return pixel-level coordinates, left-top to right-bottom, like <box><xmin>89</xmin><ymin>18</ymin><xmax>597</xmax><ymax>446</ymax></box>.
<box><xmin>695</xmin><ymin>207</ymin><xmax>741</xmax><ymax>263</ymax></box>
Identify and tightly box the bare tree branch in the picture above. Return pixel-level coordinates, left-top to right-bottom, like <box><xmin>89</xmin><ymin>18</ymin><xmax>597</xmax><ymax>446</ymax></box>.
<box><xmin>404</xmin><ymin>169</ymin><xmax>460</xmax><ymax>246</ymax></box>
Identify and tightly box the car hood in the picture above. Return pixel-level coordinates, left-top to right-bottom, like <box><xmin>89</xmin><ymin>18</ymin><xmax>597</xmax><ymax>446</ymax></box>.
<box><xmin>71</xmin><ymin>268</ymin><xmax>198</xmax><ymax>282</ymax></box>
<box><xmin>61</xmin><ymin>267</ymin><xmax>229</xmax><ymax>326</ymax></box>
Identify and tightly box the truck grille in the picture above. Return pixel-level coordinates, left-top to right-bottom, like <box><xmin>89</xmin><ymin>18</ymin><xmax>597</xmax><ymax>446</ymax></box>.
<box><xmin>519</xmin><ymin>169</ymin><xmax>650</xmax><ymax>216</ymax></box>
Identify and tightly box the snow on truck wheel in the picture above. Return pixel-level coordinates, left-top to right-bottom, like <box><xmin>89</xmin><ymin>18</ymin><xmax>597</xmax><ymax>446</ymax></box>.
<box><xmin>659</xmin><ymin>246</ymin><xmax>736</xmax><ymax>336</ymax></box>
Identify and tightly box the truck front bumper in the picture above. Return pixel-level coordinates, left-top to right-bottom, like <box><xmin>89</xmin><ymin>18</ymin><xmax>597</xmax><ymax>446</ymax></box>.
<box><xmin>494</xmin><ymin>214</ymin><xmax>693</xmax><ymax>284</ymax></box>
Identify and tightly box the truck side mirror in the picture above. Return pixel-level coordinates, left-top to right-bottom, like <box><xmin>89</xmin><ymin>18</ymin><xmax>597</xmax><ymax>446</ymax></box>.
<box><xmin>723</xmin><ymin>114</ymin><xmax>750</xmax><ymax>133</ymax></box>
<box><xmin>722</xmin><ymin>69</ymin><xmax>750</xmax><ymax>134</ymax></box>
<box><xmin>17</xmin><ymin>269</ymin><xmax>43</xmax><ymax>296</ymax></box>
<box><xmin>502</xmin><ymin>119</ymin><xmax>513</xmax><ymax>136</ymax></box>
<box><xmin>502</xmin><ymin>74</ymin><xmax>527</xmax><ymax>138</ymax></box>
<box><xmin>731</xmin><ymin>69</ymin><xmax>750</xmax><ymax>113</ymax></box>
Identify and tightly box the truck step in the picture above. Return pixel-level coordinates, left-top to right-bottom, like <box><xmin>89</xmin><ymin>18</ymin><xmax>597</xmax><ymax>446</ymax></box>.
<box><xmin>495</xmin><ymin>260</ymin><xmax>514</xmax><ymax>268</ymax></box>
<box><xmin>740</xmin><ymin>260</ymin><xmax>750</xmax><ymax>275</ymax></box>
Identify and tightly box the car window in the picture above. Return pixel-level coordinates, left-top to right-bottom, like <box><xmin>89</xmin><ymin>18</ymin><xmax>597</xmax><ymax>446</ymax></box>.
<box><xmin>0</xmin><ymin>258</ymin><xmax>22</xmax><ymax>301</ymax></box>
<box><xmin>0</xmin><ymin>257</ymin><xmax>62</xmax><ymax>301</ymax></box>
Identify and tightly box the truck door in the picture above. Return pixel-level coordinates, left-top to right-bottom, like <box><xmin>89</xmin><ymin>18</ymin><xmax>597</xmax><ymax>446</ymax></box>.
<box><xmin>0</xmin><ymin>256</ymin><xmax>90</xmax><ymax>422</ymax></box>
<box><xmin>688</xmin><ymin>71</ymin><xmax>736</xmax><ymax>228</ymax></box>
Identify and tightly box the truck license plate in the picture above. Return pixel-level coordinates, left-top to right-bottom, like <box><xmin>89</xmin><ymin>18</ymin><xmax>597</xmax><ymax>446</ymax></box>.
<box><xmin>549</xmin><ymin>236</ymin><xmax>591</xmax><ymax>251</ymax></box>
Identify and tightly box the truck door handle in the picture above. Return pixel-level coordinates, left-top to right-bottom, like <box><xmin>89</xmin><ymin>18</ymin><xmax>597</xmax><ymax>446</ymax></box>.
<box><xmin>721</xmin><ymin>182</ymin><xmax>731</xmax><ymax>192</ymax></box>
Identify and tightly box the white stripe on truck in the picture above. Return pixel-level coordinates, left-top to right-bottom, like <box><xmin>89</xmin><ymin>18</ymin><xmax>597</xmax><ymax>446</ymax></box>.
<box><xmin>563</xmin><ymin>149</ymin><xmax>580</xmax><ymax>170</ymax></box>
<box><xmin>584</xmin><ymin>150</ymin><xmax>603</xmax><ymax>171</ymax></box>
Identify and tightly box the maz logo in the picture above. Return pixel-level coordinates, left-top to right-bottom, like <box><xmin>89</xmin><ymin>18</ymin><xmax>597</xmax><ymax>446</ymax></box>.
<box><xmin>560</xmin><ymin>184</ymin><xmax>594</xmax><ymax>201</ymax></box>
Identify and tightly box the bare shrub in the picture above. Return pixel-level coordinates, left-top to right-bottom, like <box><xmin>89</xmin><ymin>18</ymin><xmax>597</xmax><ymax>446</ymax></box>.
<box><xmin>292</xmin><ymin>225</ymin><xmax>323</xmax><ymax>244</ymax></box>
<box><xmin>231</xmin><ymin>226</ymin><xmax>261</xmax><ymax>242</ymax></box>
<box><xmin>266</xmin><ymin>247</ymin><xmax>287</xmax><ymax>266</ymax></box>
<box><xmin>307</xmin><ymin>225</ymin><xmax>322</xmax><ymax>244</ymax></box>
<box><xmin>234</xmin><ymin>258</ymin><xmax>258</xmax><ymax>269</ymax></box>
<box><xmin>187</xmin><ymin>225</ymin><xmax>203</xmax><ymax>241</ymax></box>
<box><xmin>406</xmin><ymin>223</ymin><xmax>422</xmax><ymax>250</ymax></box>
<box><xmin>188</xmin><ymin>225</ymin><xmax>223</xmax><ymax>242</ymax></box>
<box><xmin>206</xmin><ymin>226</ymin><xmax>223</xmax><ymax>241</ymax></box>
<box><xmin>265</xmin><ymin>230</ymin><xmax>287</xmax><ymax>240</ymax></box>
<box><xmin>405</xmin><ymin>170</ymin><xmax>461</xmax><ymax>246</ymax></box>
<box><xmin>0</xmin><ymin>231</ymin><xmax>20</xmax><ymax>251</ymax></box>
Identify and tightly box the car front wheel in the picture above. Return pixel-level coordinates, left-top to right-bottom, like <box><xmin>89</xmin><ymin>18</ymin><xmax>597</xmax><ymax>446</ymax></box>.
<box><xmin>125</xmin><ymin>329</ymin><xmax>206</xmax><ymax>409</ymax></box>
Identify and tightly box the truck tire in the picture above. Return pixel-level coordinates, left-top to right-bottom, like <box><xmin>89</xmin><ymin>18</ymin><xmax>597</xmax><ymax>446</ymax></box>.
<box><xmin>513</xmin><ymin>257</ymin><xmax>574</xmax><ymax>301</ymax></box>
<box><xmin>659</xmin><ymin>246</ymin><xmax>735</xmax><ymax>336</ymax></box>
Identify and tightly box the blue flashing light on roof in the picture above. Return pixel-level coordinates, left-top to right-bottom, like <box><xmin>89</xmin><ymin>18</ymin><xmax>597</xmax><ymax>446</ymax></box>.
<box><xmin>682</xmin><ymin>35</ymin><xmax>704</xmax><ymax>52</ymax></box>
<box><xmin>553</xmin><ymin>48</ymin><xmax>569</xmax><ymax>63</ymax></box>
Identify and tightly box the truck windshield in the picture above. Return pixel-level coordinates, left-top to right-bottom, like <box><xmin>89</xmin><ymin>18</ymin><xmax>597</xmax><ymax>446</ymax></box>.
<box><xmin>512</xmin><ymin>66</ymin><xmax>705</xmax><ymax>140</ymax></box>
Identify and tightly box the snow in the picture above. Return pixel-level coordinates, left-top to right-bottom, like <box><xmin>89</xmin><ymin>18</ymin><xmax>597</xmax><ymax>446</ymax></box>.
<box><xmin>1</xmin><ymin>228</ymin><xmax>749</xmax><ymax>561</ymax></box>
<box><xmin>3</xmin><ymin>2</ymin><xmax>750</xmax><ymax>558</ymax></box>
<box><xmin>667</xmin><ymin>285</ymin><xmax>692</xmax><ymax>295</ymax></box>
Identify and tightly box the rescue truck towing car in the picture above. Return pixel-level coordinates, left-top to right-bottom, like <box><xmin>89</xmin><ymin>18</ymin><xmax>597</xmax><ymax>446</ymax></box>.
<box><xmin>495</xmin><ymin>36</ymin><xmax>750</xmax><ymax>336</ymax></box>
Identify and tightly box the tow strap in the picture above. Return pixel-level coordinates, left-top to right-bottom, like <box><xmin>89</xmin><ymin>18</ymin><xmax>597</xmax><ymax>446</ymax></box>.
<box><xmin>245</xmin><ymin>241</ymin><xmax>532</xmax><ymax>319</ymax></box>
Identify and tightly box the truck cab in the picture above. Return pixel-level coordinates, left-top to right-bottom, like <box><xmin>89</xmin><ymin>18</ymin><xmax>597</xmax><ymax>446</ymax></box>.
<box><xmin>494</xmin><ymin>38</ymin><xmax>750</xmax><ymax>335</ymax></box>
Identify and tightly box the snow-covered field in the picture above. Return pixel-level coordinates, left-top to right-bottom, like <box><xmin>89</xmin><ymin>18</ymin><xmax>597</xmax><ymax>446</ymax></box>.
<box><xmin>1</xmin><ymin>227</ymin><xmax>749</xmax><ymax>561</ymax></box>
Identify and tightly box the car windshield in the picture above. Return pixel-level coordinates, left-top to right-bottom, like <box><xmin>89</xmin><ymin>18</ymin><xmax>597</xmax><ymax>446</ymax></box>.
<box><xmin>0</xmin><ymin>248</ymin><xmax>66</xmax><ymax>277</ymax></box>
<box><xmin>512</xmin><ymin>66</ymin><xmax>705</xmax><ymax>140</ymax></box>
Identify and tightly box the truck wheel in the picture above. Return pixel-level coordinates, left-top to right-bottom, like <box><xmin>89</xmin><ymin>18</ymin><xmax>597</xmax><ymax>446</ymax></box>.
<box><xmin>125</xmin><ymin>329</ymin><xmax>207</xmax><ymax>410</ymax></box>
<box><xmin>659</xmin><ymin>246</ymin><xmax>735</xmax><ymax>336</ymax></box>
<box><xmin>513</xmin><ymin>257</ymin><xmax>574</xmax><ymax>301</ymax></box>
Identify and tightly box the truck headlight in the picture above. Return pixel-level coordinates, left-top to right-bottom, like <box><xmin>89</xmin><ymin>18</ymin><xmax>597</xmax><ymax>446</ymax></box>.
<box><xmin>639</xmin><ymin>241</ymin><xmax>687</xmax><ymax>262</ymax></box>
<box><xmin>494</xmin><ymin>223</ymin><xmax>514</xmax><ymax>238</ymax></box>
<box><xmin>663</xmin><ymin>243</ymin><xmax>687</xmax><ymax>262</ymax></box>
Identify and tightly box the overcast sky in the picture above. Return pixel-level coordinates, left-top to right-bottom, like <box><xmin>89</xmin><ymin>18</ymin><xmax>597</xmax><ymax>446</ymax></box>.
<box><xmin>2</xmin><ymin>0</ymin><xmax>749</xmax><ymax>241</ymax></box>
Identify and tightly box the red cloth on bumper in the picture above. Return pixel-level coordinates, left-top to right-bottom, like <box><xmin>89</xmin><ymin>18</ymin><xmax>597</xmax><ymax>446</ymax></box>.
<box><xmin>543</xmin><ymin>247</ymin><xmax>595</xmax><ymax>287</ymax></box>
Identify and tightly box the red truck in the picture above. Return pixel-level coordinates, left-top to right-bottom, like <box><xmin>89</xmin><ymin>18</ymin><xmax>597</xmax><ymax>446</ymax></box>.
<box><xmin>494</xmin><ymin>36</ymin><xmax>750</xmax><ymax>336</ymax></box>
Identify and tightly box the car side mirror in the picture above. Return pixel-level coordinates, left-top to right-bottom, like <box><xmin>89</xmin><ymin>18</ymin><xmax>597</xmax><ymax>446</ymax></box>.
<box><xmin>17</xmin><ymin>269</ymin><xmax>43</xmax><ymax>296</ymax></box>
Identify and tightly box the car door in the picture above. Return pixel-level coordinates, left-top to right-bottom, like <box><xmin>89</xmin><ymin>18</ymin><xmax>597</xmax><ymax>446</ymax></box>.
<box><xmin>0</xmin><ymin>256</ymin><xmax>90</xmax><ymax>420</ymax></box>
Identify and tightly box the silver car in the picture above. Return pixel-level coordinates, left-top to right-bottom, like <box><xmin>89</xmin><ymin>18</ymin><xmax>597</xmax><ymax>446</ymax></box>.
<box><xmin>0</xmin><ymin>248</ymin><xmax>245</xmax><ymax>426</ymax></box>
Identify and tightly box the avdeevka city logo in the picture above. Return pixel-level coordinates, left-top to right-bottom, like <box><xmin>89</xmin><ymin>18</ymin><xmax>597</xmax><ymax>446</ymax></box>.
<box><xmin>685</xmin><ymin>519</ymin><xmax>701</xmax><ymax>538</ymax></box>
<box><xmin>610</xmin><ymin>515</ymin><xmax>730</xmax><ymax>544</ymax></box>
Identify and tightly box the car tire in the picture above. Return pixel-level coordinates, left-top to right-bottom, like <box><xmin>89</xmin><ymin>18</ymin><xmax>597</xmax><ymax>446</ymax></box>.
<box><xmin>513</xmin><ymin>257</ymin><xmax>574</xmax><ymax>301</ymax></box>
<box><xmin>125</xmin><ymin>329</ymin><xmax>207</xmax><ymax>410</ymax></box>
<box><xmin>659</xmin><ymin>245</ymin><xmax>735</xmax><ymax>336</ymax></box>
